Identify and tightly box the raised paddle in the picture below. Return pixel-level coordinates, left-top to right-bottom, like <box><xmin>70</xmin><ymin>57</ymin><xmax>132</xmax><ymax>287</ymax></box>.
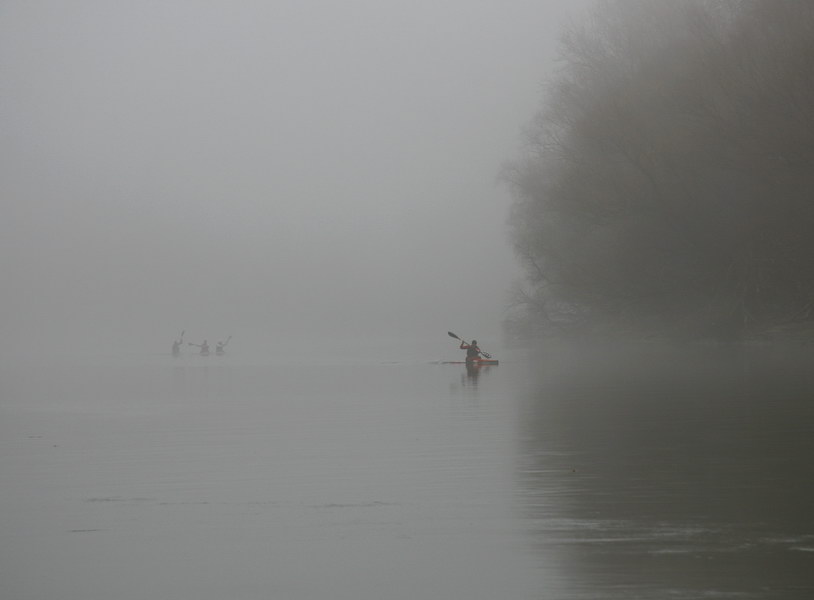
<box><xmin>447</xmin><ymin>331</ymin><xmax>492</xmax><ymax>359</ymax></box>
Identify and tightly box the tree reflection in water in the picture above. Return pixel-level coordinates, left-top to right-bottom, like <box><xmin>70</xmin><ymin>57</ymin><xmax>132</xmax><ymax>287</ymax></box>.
<box><xmin>515</xmin><ymin>343</ymin><xmax>814</xmax><ymax>599</ymax></box>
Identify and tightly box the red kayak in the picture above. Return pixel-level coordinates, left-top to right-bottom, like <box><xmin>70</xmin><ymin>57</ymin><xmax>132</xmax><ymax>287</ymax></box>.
<box><xmin>440</xmin><ymin>359</ymin><xmax>499</xmax><ymax>366</ymax></box>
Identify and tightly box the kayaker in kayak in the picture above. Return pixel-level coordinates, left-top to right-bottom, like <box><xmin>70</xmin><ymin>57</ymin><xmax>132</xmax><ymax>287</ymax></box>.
<box><xmin>189</xmin><ymin>340</ymin><xmax>210</xmax><ymax>356</ymax></box>
<box><xmin>215</xmin><ymin>336</ymin><xmax>231</xmax><ymax>355</ymax></box>
<box><xmin>459</xmin><ymin>339</ymin><xmax>482</xmax><ymax>363</ymax></box>
<box><xmin>171</xmin><ymin>330</ymin><xmax>184</xmax><ymax>356</ymax></box>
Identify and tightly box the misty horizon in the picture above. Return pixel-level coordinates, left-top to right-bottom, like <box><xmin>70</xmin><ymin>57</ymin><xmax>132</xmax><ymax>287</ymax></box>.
<box><xmin>1</xmin><ymin>1</ymin><xmax>590</xmax><ymax>358</ymax></box>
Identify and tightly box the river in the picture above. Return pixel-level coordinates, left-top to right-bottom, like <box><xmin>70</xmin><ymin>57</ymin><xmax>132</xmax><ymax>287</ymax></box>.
<box><xmin>1</xmin><ymin>343</ymin><xmax>812</xmax><ymax>599</ymax></box>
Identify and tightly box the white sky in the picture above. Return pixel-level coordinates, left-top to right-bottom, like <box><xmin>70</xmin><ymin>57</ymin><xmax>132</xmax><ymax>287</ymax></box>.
<box><xmin>0</xmin><ymin>0</ymin><xmax>589</xmax><ymax>357</ymax></box>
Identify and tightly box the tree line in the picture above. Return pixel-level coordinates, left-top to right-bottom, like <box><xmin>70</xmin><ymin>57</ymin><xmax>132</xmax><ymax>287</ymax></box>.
<box><xmin>505</xmin><ymin>0</ymin><xmax>814</xmax><ymax>340</ymax></box>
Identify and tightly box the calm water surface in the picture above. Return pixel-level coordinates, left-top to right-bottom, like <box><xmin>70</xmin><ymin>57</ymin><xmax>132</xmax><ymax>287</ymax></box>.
<box><xmin>1</xmin><ymin>344</ymin><xmax>813</xmax><ymax>599</ymax></box>
<box><xmin>518</xmin><ymin>343</ymin><xmax>814</xmax><ymax>599</ymax></box>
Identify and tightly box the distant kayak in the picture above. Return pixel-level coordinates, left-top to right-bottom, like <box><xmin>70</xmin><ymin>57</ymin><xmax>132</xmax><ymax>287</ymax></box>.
<box><xmin>440</xmin><ymin>359</ymin><xmax>499</xmax><ymax>366</ymax></box>
<box><xmin>444</xmin><ymin>332</ymin><xmax>496</xmax><ymax>365</ymax></box>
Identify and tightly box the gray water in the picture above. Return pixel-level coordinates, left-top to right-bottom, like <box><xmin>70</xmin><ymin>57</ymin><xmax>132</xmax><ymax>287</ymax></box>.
<box><xmin>1</xmin><ymin>344</ymin><xmax>813</xmax><ymax>599</ymax></box>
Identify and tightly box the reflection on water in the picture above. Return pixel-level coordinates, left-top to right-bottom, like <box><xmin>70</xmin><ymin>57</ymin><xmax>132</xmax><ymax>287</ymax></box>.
<box><xmin>516</xmin><ymin>343</ymin><xmax>814</xmax><ymax>599</ymax></box>
<box><xmin>461</xmin><ymin>362</ymin><xmax>495</xmax><ymax>387</ymax></box>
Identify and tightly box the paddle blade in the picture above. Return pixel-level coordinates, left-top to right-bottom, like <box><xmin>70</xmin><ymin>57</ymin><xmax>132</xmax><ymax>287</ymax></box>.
<box><xmin>447</xmin><ymin>331</ymin><xmax>461</xmax><ymax>340</ymax></box>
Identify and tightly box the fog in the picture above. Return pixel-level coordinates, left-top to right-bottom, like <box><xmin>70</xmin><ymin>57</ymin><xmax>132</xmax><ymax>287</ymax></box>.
<box><xmin>1</xmin><ymin>0</ymin><xmax>589</xmax><ymax>359</ymax></box>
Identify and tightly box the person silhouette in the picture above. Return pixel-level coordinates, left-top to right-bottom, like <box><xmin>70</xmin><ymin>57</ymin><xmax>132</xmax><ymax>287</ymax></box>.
<box><xmin>459</xmin><ymin>339</ymin><xmax>482</xmax><ymax>363</ymax></box>
<box><xmin>171</xmin><ymin>330</ymin><xmax>184</xmax><ymax>356</ymax></box>
<box><xmin>189</xmin><ymin>340</ymin><xmax>210</xmax><ymax>356</ymax></box>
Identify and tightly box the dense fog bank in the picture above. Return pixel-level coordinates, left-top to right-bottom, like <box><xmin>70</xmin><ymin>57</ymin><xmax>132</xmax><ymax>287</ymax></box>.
<box><xmin>2</xmin><ymin>1</ymin><xmax>593</xmax><ymax>360</ymax></box>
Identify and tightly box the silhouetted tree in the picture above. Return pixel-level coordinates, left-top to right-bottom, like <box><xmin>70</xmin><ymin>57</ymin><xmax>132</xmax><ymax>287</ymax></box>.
<box><xmin>506</xmin><ymin>0</ymin><xmax>814</xmax><ymax>340</ymax></box>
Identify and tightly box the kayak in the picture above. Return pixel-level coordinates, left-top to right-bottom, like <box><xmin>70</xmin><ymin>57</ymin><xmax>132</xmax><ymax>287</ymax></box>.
<box><xmin>441</xmin><ymin>359</ymin><xmax>499</xmax><ymax>366</ymax></box>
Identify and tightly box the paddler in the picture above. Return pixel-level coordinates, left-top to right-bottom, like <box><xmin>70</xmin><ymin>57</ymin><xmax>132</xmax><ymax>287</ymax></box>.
<box><xmin>215</xmin><ymin>335</ymin><xmax>231</xmax><ymax>355</ymax></box>
<box><xmin>459</xmin><ymin>339</ymin><xmax>482</xmax><ymax>363</ymax></box>
<box><xmin>171</xmin><ymin>330</ymin><xmax>184</xmax><ymax>356</ymax></box>
<box><xmin>189</xmin><ymin>340</ymin><xmax>210</xmax><ymax>356</ymax></box>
